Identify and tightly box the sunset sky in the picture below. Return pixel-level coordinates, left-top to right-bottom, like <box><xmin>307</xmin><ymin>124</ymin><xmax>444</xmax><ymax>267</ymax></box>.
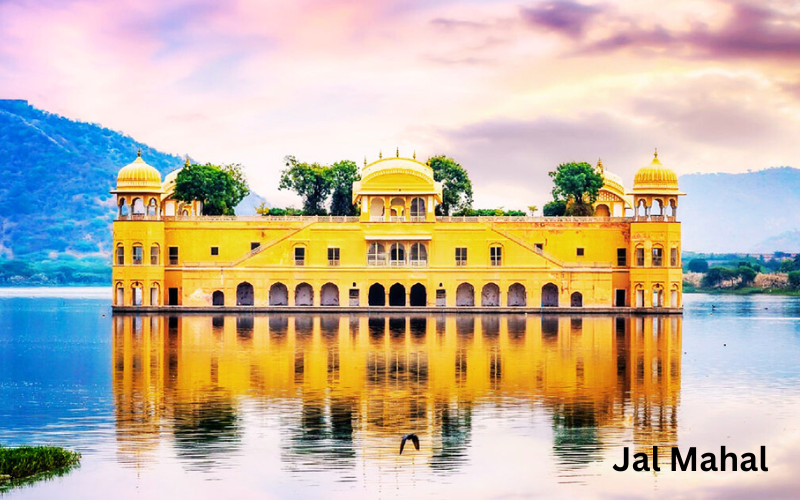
<box><xmin>2</xmin><ymin>0</ymin><xmax>799</xmax><ymax>209</ymax></box>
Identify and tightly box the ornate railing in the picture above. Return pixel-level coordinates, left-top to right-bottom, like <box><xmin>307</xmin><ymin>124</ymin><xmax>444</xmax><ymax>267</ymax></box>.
<box><xmin>117</xmin><ymin>214</ymin><xmax>676</xmax><ymax>223</ymax></box>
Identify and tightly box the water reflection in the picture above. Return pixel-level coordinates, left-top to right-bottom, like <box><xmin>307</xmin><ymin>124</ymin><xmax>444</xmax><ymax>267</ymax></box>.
<box><xmin>112</xmin><ymin>314</ymin><xmax>681</xmax><ymax>479</ymax></box>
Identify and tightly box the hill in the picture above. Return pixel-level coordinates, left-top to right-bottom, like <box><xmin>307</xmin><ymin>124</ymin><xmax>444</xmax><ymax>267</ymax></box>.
<box><xmin>0</xmin><ymin>99</ymin><xmax>264</xmax><ymax>284</ymax></box>
<box><xmin>679</xmin><ymin>168</ymin><xmax>800</xmax><ymax>253</ymax></box>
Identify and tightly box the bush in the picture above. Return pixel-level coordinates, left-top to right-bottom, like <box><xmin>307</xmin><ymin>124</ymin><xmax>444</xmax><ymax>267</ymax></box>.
<box><xmin>543</xmin><ymin>200</ymin><xmax>566</xmax><ymax>216</ymax></box>
<box><xmin>789</xmin><ymin>271</ymin><xmax>800</xmax><ymax>290</ymax></box>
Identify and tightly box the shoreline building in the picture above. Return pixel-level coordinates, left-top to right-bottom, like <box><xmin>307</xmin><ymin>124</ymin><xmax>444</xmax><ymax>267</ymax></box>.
<box><xmin>111</xmin><ymin>151</ymin><xmax>684</xmax><ymax>311</ymax></box>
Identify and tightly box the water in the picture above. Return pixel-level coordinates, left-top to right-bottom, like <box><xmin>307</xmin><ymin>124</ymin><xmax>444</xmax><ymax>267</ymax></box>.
<box><xmin>1</xmin><ymin>290</ymin><xmax>800</xmax><ymax>498</ymax></box>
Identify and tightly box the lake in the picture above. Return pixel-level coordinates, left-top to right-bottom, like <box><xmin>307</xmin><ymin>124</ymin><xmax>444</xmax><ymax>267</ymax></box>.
<box><xmin>1</xmin><ymin>289</ymin><xmax>799</xmax><ymax>498</ymax></box>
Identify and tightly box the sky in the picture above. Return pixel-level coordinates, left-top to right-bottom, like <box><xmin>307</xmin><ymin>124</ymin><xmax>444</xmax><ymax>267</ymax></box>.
<box><xmin>2</xmin><ymin>0</ymin><xmax>800</xmax><ymax>209</ymax></box>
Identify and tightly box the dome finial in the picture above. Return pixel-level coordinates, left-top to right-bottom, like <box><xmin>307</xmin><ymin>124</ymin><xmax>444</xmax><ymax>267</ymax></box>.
<box><xmin>396</xmin><ymin>147</ymin><xmax>399</xmax><ymax>158</ymax></box>
<box><xmin>364</xmin><ymin>156</ymin><xmax>367</xmax><ymax>167</ymax></box>
<box><xmin>413</xmin><ymin>150</ymin><xmax>416</xmax><ymax>160</ymax></box>
<box><xmin>379</xmin><ymin>150</ymin><xmax>382</xmax><ymax>159</ymax></box>
<box><xmin>137</xmin><ymin>148</ymin><xmax>141</xmax><ymax>158</ymax></box>
<box><xmin>654</xmin><ymin>148</ymin><xmax>658</xmax><ymax>159</ymax></box>
<box><xmin>596</xmin><ymin>158</ymin><xmax>604</xmax><ymax>174</ymax></box>
<box><xmin>185</xmin><ymin>155</ymin><xmax>190</xmax><ymax>167</ymax></box>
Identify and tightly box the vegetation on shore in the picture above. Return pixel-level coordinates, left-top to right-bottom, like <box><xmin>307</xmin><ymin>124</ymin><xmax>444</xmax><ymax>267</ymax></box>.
<box><xmin>683</xmin><ymin>252</ymin><xmax>800</xmax><ymax>295</ymax></box>
<box><xmin>0</xmin><ymin>445</ymin><xmax>81</xmax><ymax>491</ymax></box>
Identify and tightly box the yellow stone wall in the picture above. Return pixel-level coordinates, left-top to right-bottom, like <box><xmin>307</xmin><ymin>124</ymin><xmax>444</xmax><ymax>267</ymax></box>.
<box><xmin>112</xmin><ymin>216</ymin><xmax>681</xmax><ymax>308</ymax></box>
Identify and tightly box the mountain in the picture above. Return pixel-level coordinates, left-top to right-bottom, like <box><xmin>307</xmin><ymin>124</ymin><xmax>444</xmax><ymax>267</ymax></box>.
<box><xmin>0</xmin><ymin>99</ymin><xmax>265</xmax><ymax>284</ymax></box>
<box><xmin>679</xmin><ymin>168</ymin><xmax>800</xmax><ymax>253</ymax></box>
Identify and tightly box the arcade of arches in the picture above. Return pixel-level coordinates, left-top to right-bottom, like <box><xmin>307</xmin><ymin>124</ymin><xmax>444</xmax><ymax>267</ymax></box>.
<box><xmin>183</xmin><ymin>281</ymin><xmax>611</xmax><ymax>308</ymax></box>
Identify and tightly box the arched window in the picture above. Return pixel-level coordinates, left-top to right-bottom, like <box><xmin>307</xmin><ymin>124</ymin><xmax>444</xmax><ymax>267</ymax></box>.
<box><xmin>150</xmin><ymin>244</ymin><xmax>159</xmax><ymax>265</ymax></box>
<box><xmin>132</xmin><ymin>244</ymin><xmax>143</xmax><ymax>265</ymax></box>
<box><xmin>132</xmin><ymin>198</ymin><xmax>145</xmax><ymax>215</ymax></box>
<box><xmin>370</xmin><ymin>198</ymin><xmax>385</xmax><ymax>221</ymax></box>
<box><xmin>637</xmin><ymin>199</ymin><xmax>647</xmax><ymax>217</ymax></box>
<box><xmin>237</xmin><ymin>282</ymin><xmax>254</xmax><ymax>306</ymax></box>
<box><xmin>653</xmin><ymin>199</ymin><xmax>664</xmax><ymax>216</ymax></box>
<box><xmin>147</xmin><ymin>198</ymin><xmax>158</xmax><ymax>216</ymax></box>
<box><xmin>115</xmin><ymin>282</ymin><xmax>124</xmax><ymax>305</ymax></box>
<box><xmin>571</xmin><ymin>291</ymin><xmax>583</xmax><ymax>307</ymax></box>
<box><xmin>150</xmin><ymin>283</ymin><xmax>160</xmax><ymax>305</ymax></box>
<box><xmin>410</xmin><ymin>242</ymin><xmax>427</xmax><ymax>266</ymax></box>
<box><xmin>410</xmin><ymin>197</ymin><xmax>425</xmax><ymax>220</ymax></box>
<box><xmin>635</xmin><ymin>245</ymin><xmax>645</xmax><ymax>266</ymax></box>
<box><xmin>118</xmin><ymin>199</ymin><xmax>129</xmax><ymax>217</ymax></box>
<box><xmin>165</xmin><ymin>201</ymin><xmax>175</xmax><ymax>216</ymax></box>
<box><xmin>652</xmin><ymin>245</ymin><xmax>663</xmax><ymax>267</ymax></box>
<box><xmin>269</xmin><ymin>283</ymin><xmax>289</xmax><ymax>306</ymax></box>
<box><xmin>368</xmin><ymin>243</ymin><xmax>386</xmax><ymax>266</ymax></box>
<box><xmin>390</xmin><ymin>243</ymin><xmax>405</xmax><ymax>266</ymax></box>
<box><xmin>212</xmin><ymin>290</ymin><xmax>224</xmax><ymax>306</ymax></box>
<box><xmin>116</xmin><ymin>244</ymin><xmax>125</xmax><ymax>265</ymax></box>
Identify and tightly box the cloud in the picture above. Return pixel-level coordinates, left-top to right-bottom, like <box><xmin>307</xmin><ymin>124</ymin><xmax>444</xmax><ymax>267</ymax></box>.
<box><xmin>520</xmin><ymin>1</ymin><xmax>607</xmax><ymax>38</ymax></box>
<box><xmin>581</xmin><ymin>2</ymin><xmax>800</xmax><ymax>60</ymax></box>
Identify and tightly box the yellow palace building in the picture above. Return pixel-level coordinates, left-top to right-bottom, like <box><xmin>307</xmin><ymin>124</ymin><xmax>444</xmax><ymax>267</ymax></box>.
<box><xmin>111</xmin><ymin>151</ymin><xmax>684</xmax><ymax>311</ymax></box>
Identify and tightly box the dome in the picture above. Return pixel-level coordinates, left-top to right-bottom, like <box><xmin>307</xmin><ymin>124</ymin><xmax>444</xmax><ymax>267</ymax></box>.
<box><xmin>632</xmin><ymin>151</ymin><xmax>680</xmax><ymax>193</ymax></box>
<box><xmin>116</xmin><ymin>152</ymin><xmax>162</xmax><ymax>191</ymax></box>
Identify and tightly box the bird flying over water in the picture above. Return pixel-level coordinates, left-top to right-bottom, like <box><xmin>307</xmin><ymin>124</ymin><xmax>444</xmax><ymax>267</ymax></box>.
<box><xmin>400</xmin><ymin>433</ymin><xmax>419</xmax><ymax>455</ymax></box>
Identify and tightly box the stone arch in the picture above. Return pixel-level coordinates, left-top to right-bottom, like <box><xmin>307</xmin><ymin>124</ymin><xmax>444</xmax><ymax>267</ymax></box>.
<box><xmin>655</xmin><ymin>198</ymin><xmax>665</xmax><ymax>216</ymax></box>
<box><xmin>370</xmin><ymin>198</ymin><xmax>385</xmax><ymax>219</ymax></box>
<box><xmin>295</xmin><ymin>282</ymin><xmax>314</xmax><ymax>306</ymax></box>
<box><xmin>269</xmin><ymin>283</ymin><xmax>288</xmax><ymax>306</ymax></box>
<box><xmin>132</xmin><ymin>197</ymin><xmax>145</xmax><ymax>215</ymax></box>
<box><xmin>212</xmin><ymin>290</ymin><xmax>225</xmax><ymax>306</ymax></box>
<box><xmin>652</xmin><ymin>285</ymin><xmax>664</xmax><ymax>308</ymax></box>
<box><xmin>541</xmin><ymin>283</ymin><xmax>559</xmax><ymax>307</ymax></box>
<box><xmin>409</xmin><ymin>283</ymin><xmax>426</xmax><ymax>306</ymax></box>
<box><xmin>118</xmin><ymin>198</ymin><xmax>129</xmax><ymax>217</ymax></box>
<box><xmin>149</xmin><ymin>282</ymin><xmax>160</xmax><ymax>305</ymax></box>
<box><xmin>236</xmin><ymin>282</ymin><xmax>254</xmax><ymax>306</ymax></box>
<box><xmin>320</xmin><ymin>282</ymin><xmax>339</xmax><ymax>306</ymax></box>
<box><xmin>637</xmin><ymin>199</ymin><xmax>647</xmax><ymax>217</ymax></box>
<box><xmin>410</xmin><ymin>197</ymin><xmax>425</xmax><ymax>219</ymax></box>
<box><xmin>571</xmin><ymin>291</ymin><xmax>583</xmax><ymax>307</ymax></box>
<box><xmin>389</xmin><ymin>283</ymin><xmax>406</xmax><ymax>306</ymax></box>
<box><xmin>390</xmin><ymin>197</ymin><xmax>405</xmax><ymax>218</ymax></box>
<box><xmin>115</xmin><ymin>282</ymin><xmax>124</xmax><ymax>306</ymax></box>
<box><xmin>456</xmin><ymin>283</ymin><xmax>475</xmax><ymax>306</ymax></box>
<box><xmin>481</xmin><ymin>283</ymin><xmax>500</xmax><ymax>306</ymax></box>
<box><xmin>131</xmin><ymin>282</ymin><xmax>143</xmax><ymax>306</ymax></box>
<box><xmin>147</xmin><ymin>197</ymin><xmax>158</xmax><ymax>216</ymax></box>
<box><xmin>369</xmin><ymin>283</ymin><xmax>386</xmax><ymax>306</ymax></box>
<box><xmin>595</xmin><ymin>204</ymin><xmax>610</xmax><ymax>217</ymax></box>
<box><xmin>508</xmin><ymin>283</ymin><xmax>526</xmax><ymax>306</ymax></box>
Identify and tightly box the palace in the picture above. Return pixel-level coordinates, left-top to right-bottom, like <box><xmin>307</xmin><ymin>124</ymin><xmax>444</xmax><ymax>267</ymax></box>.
<box><xmin>111</xmin><ymin>151</ymin><xmax>684</xmax><ymax>310</ymax></box>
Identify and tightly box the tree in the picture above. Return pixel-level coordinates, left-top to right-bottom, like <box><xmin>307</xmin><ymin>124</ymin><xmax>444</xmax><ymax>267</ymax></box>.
<box><xmin>328</xmin><ymin>160</ymin><xmax>360</xmax><ymax>216</ymax></box>
<box><xmin>737</xmin><ymin>266</ymin><xmax>757</xmax><ymax>287</ymax></box>
<box><xmin>543</xmin><ymin>200</ymin><xmax>567</xmax><ymax>216</ymax></box>
<box><xmin>548</xmin><ymin>162</ymin><xmax>604</xmax><ymax>216</ymax></box>
<box><xmin>174</xmin><ymin>163</ymin><xmax>250</xmax><ymax>216</ymax></box>
<box><xmin>279</xmin><ymin>156</ymin><xmax>332</xmax><ymax>215</ymax></box>
<box><xmin>527</xmin><ymin>205</ymin><xmax>538</xmax><ymax>216</ymax></box>
<box><xmin>702</xmin><ymin>266</ymin><xmax>735</xmax><ymax>288</ymax></box>
<box><xmin>687</xmin><ymin>258</ymin><xmax>709</xmax><ymax>273</ymax></box>
<box><xmin>427</xmin><ymin>155</ymin><xmax>473</xmax><ymax>216</ymax></box>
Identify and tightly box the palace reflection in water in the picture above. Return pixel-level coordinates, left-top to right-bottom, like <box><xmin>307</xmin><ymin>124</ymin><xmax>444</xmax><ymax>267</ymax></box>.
<box><xmin>113</xmin><ymin>314</ymin><xmax>681</xmax><ymax>477</ymax></box>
